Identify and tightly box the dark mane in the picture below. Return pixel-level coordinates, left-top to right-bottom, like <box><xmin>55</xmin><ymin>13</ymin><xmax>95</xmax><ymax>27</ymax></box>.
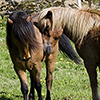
<box><xmin>6</xmin><ymin>11</ymin><xmax>39</xmax><ymax>49</ymax></box>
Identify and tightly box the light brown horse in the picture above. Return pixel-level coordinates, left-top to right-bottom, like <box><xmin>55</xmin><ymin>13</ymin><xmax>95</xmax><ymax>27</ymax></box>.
<box><xmin>31</xmin><ymin>13</ymin><xmax>64</xmax><ymax>100</ymax></box>
<box><xmin>6</xmin><ymin>11</ymin><xmax>43</xmax><ymax>100</ymax></box>
<box><xmin>38</xmin><ymin>7</ymin><xmax>100</xmax><ymax>100</ymax></box>
<box><xmin>31</xmin><ymin>12</ymin><xmax>81</xmax><ymax>100</ymax></box>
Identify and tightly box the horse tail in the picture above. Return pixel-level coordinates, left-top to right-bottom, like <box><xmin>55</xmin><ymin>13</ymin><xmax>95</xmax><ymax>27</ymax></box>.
<box><xmin>59</xmin><ymin>34</ymin><xmax>81</xmax><ymax>64</ymax></box>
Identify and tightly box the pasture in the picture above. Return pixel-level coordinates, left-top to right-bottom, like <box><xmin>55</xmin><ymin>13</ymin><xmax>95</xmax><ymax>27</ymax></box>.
<box><xmin>0</xmin><ymin>16</ymin><xmax>100</xmax><ymax>100</ymax></box>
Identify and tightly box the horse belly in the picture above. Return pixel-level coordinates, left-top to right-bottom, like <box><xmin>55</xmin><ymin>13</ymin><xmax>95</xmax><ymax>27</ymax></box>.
<box><xmin>76</xmin><ymin>37</ymin><xmax>100</xmax><ymax>64</ymax></box>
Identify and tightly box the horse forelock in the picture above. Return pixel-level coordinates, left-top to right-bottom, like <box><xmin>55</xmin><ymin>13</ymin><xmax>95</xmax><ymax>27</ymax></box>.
<box><xmin>39</xmin><ymin>7</ymin><xmax>100</xmax><ymax>44</ymax></box>
<box><xmin>7</xmin><ymin>11</ymin><xmax>39</xmax><ymax>50</ymax></box>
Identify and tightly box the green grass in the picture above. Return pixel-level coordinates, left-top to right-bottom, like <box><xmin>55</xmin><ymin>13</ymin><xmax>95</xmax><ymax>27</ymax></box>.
<box><xmin>0</xmin><ymin>16</ymin><xmax>100</xmax><ymax>100</ymax></box>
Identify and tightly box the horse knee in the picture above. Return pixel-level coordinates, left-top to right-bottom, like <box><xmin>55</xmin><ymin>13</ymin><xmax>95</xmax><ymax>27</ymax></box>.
<box><xmin>46</xmin><ymin>74</ymin><xmax>53</xmax><ymax>89</ymax></box>
<box><xmin>35</xmin><ymin>81</ymin><xmax>42</xmax><ymax>91</ymax></box>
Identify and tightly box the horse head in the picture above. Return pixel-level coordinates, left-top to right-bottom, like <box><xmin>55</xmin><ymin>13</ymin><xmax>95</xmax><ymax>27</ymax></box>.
<box><xmin>7</xmin><ymin>17</ymin><xmax>31</xmax><ymax>61</ymax></box>
<box><xmin>7</xmin><ymin>12</ymin><xmax>36</xmax><ymax>61</ymax></box>
<box><xmin>42</xmin><ymin>28</ymin><xmax>63</xmax><ymax>56</ymax></box>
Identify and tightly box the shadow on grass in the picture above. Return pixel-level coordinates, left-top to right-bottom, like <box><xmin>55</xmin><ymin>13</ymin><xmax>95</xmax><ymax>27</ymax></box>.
<box><xmin>0</xmin><ymin>95</ymin><xmax>13</xmax><ymax>100</ymax></box>
<box><xmin>0</xmin><ymin>92</ymin><xmax>23</xmax><ymax>100</ymax></box>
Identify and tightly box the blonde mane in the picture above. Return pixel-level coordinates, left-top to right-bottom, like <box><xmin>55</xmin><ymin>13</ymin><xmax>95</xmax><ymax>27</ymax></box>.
<box><xmin>38</xmin><ymin>7</ymin><xmax>100</xmax><ymax>44</ymax></box>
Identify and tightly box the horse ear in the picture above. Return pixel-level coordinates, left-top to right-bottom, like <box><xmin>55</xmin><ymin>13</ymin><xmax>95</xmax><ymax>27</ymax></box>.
<box><xmin>46</xmin><ymin>11</ymin><xmax>52</xmax><ymax>21</ymax></box>
<box><xmin>26</xmin><ymin>15</ymin><xmax>31</xmax><ymax>22</ymax></box>
<box><xmin>8</xmin><ymin>18</ymin><xmax>13</xmax><ymax>24</ymax></box>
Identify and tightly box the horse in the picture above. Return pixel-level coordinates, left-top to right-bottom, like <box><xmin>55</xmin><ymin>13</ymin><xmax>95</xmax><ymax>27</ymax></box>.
<box><xmin>38</xmin><ymin>7</ymin><xmax>100</xmax><ymax>100</ymax></box>
<box><xmin>6</xmin><ymin>11</ymin><xmax>44</xmax><ymax>100</ymax></box>
<box><xmin>6</xmin><ymin>11</ymin><xmax>81</xmax><ymax>100</ymax></box>
<box><xmin>31</xmin><ymin>12</ymin><xmax>81</xmax><ymax>100</ymax></box>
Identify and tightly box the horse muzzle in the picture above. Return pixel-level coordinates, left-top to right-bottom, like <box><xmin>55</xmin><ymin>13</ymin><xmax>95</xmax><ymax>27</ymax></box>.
<box><xmin>43</xmin><ymin>42</ymin><xmax>52</xmax><ymax>56</ymax></box>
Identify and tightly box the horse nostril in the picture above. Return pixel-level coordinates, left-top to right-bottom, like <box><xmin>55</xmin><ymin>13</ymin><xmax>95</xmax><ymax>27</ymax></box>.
<box><xmin>46</xmin><ymin>45</ymin><xmax>52</xmax><ymax>55</ymax></box>
<box><xmin>22</xmin><ymin>57</ymin><xmax>31</xmax><ymax>61</ymax></box>
<box><xmin>43</xmin><ymin>42</ymin><xmax>52</xmax><ymax>55</ymax></box>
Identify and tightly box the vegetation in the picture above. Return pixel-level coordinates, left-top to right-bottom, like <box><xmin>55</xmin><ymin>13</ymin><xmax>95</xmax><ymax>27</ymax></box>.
<box><xmin>0</xmin><ymin>15</ymin><xmax>100</xmax><ymax>100</ymax></box>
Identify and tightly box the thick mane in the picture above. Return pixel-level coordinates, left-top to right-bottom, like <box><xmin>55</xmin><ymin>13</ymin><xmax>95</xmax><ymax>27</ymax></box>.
<box><xmin>7</xmin><ymin>11</ymin><xmax>39</xmax><ymax>50</ymax></box>
<box><xmin>39</xmin><ymin>7</ymin><xmax>100</xmax><ymax>44</ymax></box>
<box><xmin>63</xmin><ymin>8</ymin><xmax>100</xmax><ymax>43</ymax></box>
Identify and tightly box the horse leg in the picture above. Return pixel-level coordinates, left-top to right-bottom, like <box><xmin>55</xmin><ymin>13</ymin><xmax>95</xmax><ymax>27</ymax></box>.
<box><xmin>29</xmin><ymin>62</ymin><xmax>43</xmax><ymax>100</ymax></box>
<box><xmin>14</xmin><ymin>66</ymin><xmax>28</xmax><ymax>100</ymax></box>
<box><xmin>45</xmin><ymin>60</ymin><xmax>55</xmax><ymax>100</ymax></box>
<box><xmin>45</xmin><ymin>49</ymin><xmax>58</xmax><ymax>100</ymax></box>
<box><xmin>84</xmin><ymin>61</ymin><xmax>100</xmax><ymax>100</ymax></box>
<box><xmin>29</xmin><ymin>73</ymin><xmax>35</xmax><ymax>100</ymax></box>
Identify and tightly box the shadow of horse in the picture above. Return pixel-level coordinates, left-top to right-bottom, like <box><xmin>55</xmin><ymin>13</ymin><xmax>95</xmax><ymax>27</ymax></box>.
<box><xmin>0</xmin><ymin>95</ymin><xmax>12</xmax><ymax>100</ymax></box>
<box><xmin>0</xmin><ymin>92</ymin><xmax>23</xmax><ymax>100</ymax></box>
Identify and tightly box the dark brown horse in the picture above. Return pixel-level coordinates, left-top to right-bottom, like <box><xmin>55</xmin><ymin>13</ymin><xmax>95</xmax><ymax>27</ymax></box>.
<box><xmin>38</xmin><ymin>7</ymin><xmax>100</xmax><ymax>100</ymax></box>
<box><xmin>6</xmin><ymin>11</ymin><xmax>81</xmax><ymax>100</ymax></box>
<box><xmin>6</xmin><ymin>11</ymin><xmax>43</xmax><ymax>100</ymax></box>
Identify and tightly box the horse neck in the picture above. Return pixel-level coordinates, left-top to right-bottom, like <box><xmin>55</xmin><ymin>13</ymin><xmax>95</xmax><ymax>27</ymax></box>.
<box><xmin>33</xmin><ymin>25</ymin><xmax>43</xmax><ymax>45</ymax></box>
<box><xmin>52</xmin><ymin>7</ymin><xmax>80</xmax><ymax>43</ymax></box>
<box><xmin>62</xmin><ymin>8</ymin><xmax>82</xmax><ymax>44</ymax></box>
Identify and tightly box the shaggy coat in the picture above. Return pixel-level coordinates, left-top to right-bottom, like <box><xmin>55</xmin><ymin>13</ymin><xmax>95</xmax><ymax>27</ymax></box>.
<box><xmin>38</xmin><ymin>7</ymin><xmax>100</xmax><ymax>44</ymax></box>
<box><xmin>38</xmin><ymin>7</ymin><xmax>100</xmax><ymax>100</ymax></box>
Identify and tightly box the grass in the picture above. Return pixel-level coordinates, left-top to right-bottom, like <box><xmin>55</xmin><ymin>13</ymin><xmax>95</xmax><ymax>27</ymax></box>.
<box><xmin>0</xmin><ymin>16</ymin><xmax>100</xmax><ymax>100</ymax></box>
